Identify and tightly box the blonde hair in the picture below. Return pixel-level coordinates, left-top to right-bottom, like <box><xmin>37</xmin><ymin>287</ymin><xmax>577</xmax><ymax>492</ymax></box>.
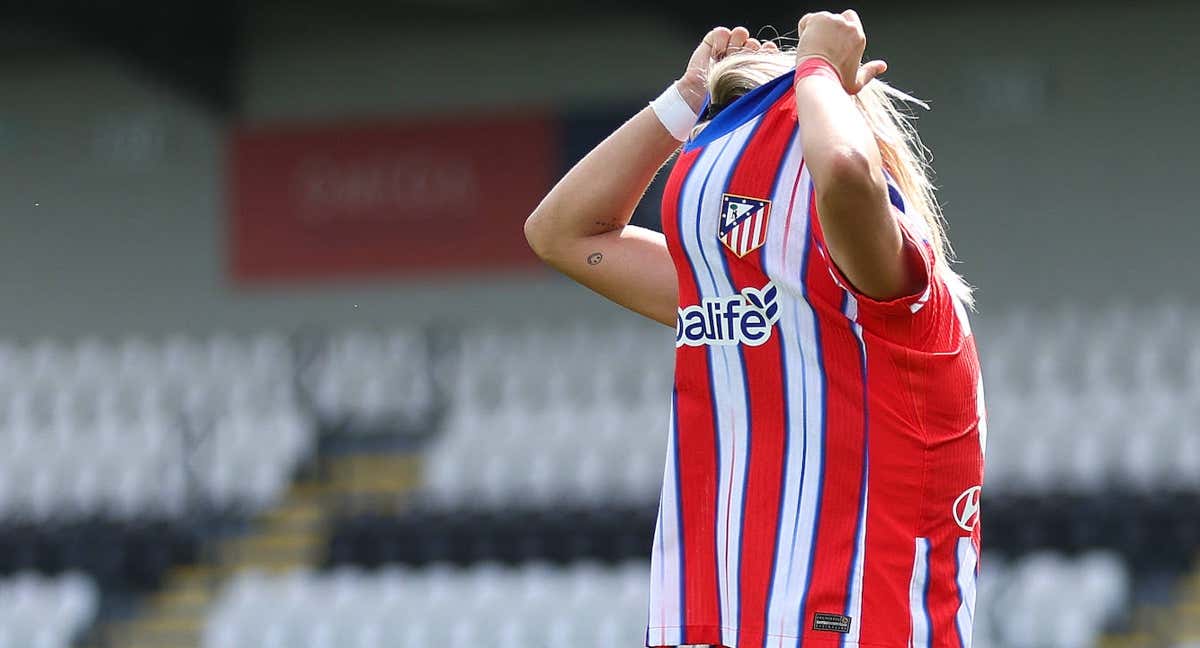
<box><xmin>705</xmin><ymin>49</ymin><xmax>974</xmax><ymax>307</ymax></box>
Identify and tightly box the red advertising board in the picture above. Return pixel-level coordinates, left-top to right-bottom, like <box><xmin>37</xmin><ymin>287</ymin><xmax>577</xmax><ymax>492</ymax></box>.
<box><xmin>229</xmin><ymin>113</ymin><xmax>556</xmax><ymax>283</ymax></box>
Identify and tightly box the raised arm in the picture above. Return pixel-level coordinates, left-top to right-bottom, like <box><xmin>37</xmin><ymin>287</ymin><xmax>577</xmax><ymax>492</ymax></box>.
<box><xmin>523</xmin><ymin>107</ymin><xmax>681</xmax><ymax>327</ymax></box>
<box><xmin>524</xmin><ymin>27</ymin><xmax>761</xmax><ymax>327</ymax></box>
<box><xmin>793</xmin><ymin>10</ymin><xmax>923</xmax><ymax>301</ymax></box>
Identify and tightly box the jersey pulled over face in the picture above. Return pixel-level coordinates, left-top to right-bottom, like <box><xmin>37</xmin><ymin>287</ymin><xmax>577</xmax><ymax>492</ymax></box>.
<box><xmin>646</xmin><ymin>70</ymin><xmax>986</xmax><ymax>648</ymax></box>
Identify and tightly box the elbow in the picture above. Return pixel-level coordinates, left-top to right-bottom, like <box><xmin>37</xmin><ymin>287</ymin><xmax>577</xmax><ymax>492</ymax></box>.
<box><xmin>523</xmin><ymin>210</ymin><xmax>555</xmax><ymax>262</ymax></box>
<box><xmin>819</xmin><ymin>146</ymin><xmax>885</xmax><ymax>200</ymax></box>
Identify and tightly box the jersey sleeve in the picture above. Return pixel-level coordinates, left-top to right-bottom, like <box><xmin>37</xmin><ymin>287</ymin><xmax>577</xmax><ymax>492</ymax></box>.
<box><xmin>808</xmin><ymin>182</ymin><xmax>935</xmax><ymax>317</ymax></box>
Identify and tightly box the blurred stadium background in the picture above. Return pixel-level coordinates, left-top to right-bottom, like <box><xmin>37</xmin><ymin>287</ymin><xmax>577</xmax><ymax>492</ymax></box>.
<box><xmin>0</xmin><ymin>1</ymin><xmax>1196</xmax><ymax>647</ymax></box>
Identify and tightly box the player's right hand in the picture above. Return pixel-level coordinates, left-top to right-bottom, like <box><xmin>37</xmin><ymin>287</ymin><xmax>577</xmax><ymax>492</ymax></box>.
<box><xmin>675</xmin><ymin>26</ymin><xmax>778</xmax><ymax>114</ymax></box>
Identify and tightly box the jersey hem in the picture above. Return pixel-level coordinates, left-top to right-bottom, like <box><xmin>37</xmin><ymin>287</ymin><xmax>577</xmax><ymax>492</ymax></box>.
<box><xmin>645</xmin><ymin>624</ymin><xmax>910</xmax><ymax>648</ymax></box>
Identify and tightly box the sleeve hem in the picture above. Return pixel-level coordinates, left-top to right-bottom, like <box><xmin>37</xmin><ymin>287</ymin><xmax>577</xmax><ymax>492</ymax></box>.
<box><xmin>809</xmin><ymin>201</ymin><xmax>934</xmax><ymax>318</ymax></box>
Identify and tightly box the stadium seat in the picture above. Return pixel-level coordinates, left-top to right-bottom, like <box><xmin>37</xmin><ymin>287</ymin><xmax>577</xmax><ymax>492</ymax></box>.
<box><xmin>301</xmin><ymin>328</ymin><xmax>436</xmax><ymax>434</ymax></box>
<box><xmin>206</xmin><ymin>552</ymin><xmax>1128</xmax><ymax>648</ymax></box>
<box><xmin>0</xmin><ymin>572</ymin><xmax>98</xmax><ymax>648</ymax></box>
<box><xmin>417</xmin><ymin>303</ymin><xmax>1200</xmax><ymax>508</ymax></box>
<box><xmin>0</xmin><ymin>332</ymin><xmax>311</xmax><ymax>522</ymax></box>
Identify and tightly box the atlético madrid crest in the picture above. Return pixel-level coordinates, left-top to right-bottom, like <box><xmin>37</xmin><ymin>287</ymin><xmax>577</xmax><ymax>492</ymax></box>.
<box><xmin>719</xmin><ymin>193</ymin><xmax>772</xmax><ymax>257</ymax></box>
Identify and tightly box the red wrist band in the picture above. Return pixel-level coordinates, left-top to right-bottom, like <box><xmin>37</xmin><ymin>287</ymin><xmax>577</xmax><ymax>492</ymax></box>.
<box><xmin>795</xmin><ymin>56</ymin><xmax>842</xmax><ymax>85</ymax></box>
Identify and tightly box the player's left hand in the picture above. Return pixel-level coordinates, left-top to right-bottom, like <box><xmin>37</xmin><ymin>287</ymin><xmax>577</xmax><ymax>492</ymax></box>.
<box><xmin>676</xmin><ymin>26</ymin><xmax>780</xmax><ymax>114</ymax></box>
<box><xmin>796</xmin><ymin>10</ymin><xmax>887</xmax><ymax>95</ymax></box>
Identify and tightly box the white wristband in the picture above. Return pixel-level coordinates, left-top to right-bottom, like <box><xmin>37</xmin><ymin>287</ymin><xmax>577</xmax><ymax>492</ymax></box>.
<box><xmin>649</xmin><ymin>83</ymin><xmax>700</xmax><ymax>142</ymax></box>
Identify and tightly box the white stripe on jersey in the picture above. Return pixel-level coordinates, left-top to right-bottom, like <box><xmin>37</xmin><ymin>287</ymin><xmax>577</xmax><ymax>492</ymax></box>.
<box><xmin>909</xmin><ymin>538</ymin><xmax>932</xmax><ymax>648</ymax></box>
<box><xmin>760</xmin><ymin>157</ymin><xmax>832</xmax><ymax>646</ymax></box>
<box><xmin>955</xmin><ymin>538</ymin><xmax>978</xmax><ymax>648</ymax></box>
<box><xmin>758</xmin><ymin>141</ymin><xmax>803</xmax><ymax>637</ymax></box>
<box><xmin>845</xmin><ymin>317</ymin><xmax>869</xmax><ymax>644</ymax></box>
<box><xmin>648</xmin><ymin>398</ymin><xmax>684</xmax><ymax>647</ymax></box>
<box><xmin>844</xmin><ymin>291</ymin><xmax>860</xmax><ymax>322</ymax></box>
<box><xmin>845</xmin><ymin>476</ymin><xmax>870</xmax><ymax>642</ymax></box>
<box><xmin>676</xmin><ymin>118</ymin><xmax>760</xmax><ymax>642</ymax></box>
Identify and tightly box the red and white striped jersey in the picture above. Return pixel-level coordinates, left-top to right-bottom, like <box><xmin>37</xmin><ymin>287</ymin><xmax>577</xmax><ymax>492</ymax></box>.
<box><xmin>646</xmin><ymin>70</ymin><xmax>987</xmax><ymax>648</ymax></box>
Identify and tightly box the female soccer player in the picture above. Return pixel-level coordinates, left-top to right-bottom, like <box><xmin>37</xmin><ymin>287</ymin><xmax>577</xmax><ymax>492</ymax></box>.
<box><xmin>525</xmin><ymin>10</ymin><xmax>986</xmax><ymax>648</ymax></box>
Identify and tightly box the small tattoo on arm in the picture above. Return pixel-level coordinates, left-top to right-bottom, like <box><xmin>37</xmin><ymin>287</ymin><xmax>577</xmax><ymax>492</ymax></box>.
<box><xmin>587</xmin><ymin>252</ymin><xmax>603</xmax><ymax>266</ymax></box>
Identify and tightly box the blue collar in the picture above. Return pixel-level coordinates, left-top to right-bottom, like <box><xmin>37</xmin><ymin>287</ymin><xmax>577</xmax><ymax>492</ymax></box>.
<box><xmin>683</xmin><ymin>69</ymin><xmax>796</xmax><ymax>152</ymax></box>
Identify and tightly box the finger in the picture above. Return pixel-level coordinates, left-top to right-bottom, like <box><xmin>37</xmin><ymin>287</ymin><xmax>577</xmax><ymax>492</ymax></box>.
<box><xmin>761</xmin><ymin>40</ymin><xmax>779</xmax><ymax>52</ymax></box>
<box><xmin>728</xmin><ymin>26</ymin><xmax>750</xmax><ymax>51</ymax></box>
<box><xmin>842</xmin><ymin>9</ymin><xmax>861</xmax><ymax>25</ymax></box>
<box><xmin>801</xmin><ymin>11</ymin><xmax>837</xmax><ymax>33</ymax></box>
<box><xmin>855</xmin><ymin>59</ymin><xmax>888</xmax><ymax>90</ymax></box>
<box><xmin>744</xmin><ymin>37</ymin><xmax>762</xmax><ymax>52</ymax></box>
<box><xmin>692</xmin><ymin>27</ymin><xmax>720</xmax><ymax>59</ymax></box>
<box><xmin>708</xmin><ymin>26</ymin><xmax>732</xmax><ymax>59</ymax></box>
<box><xmin>703</xmin><ymin>26</ymin><xmax>730</xmax><ymax>49</ymax></box>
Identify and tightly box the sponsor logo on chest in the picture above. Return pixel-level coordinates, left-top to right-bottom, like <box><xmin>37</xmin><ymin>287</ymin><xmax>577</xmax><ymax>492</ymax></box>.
<box><xmin>676</xmin><ymin>282</ymin><xmax>781</xmax><ymax>348</ymax></box>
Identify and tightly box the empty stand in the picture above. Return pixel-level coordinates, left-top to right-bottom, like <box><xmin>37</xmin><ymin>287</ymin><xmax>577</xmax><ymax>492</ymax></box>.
<box><xmin>2</xmin><ymin>304</ymin><xmax>1194</xmax><ymax>648</ymax></box>
<box><xmin>299</xmin><ymin>328</ymin><xmax>438</xmax><ymax>436</ymax></box>
<box><xmin>0</xmin><ymin>333</ymin><xmax>312</xmax><ymax>522</ymax></box>
<box><xmin>206</xmin><ymin>554</ymin><xmax>1129</xmax><ymax>648</ymax></box>
<box><xmin>417</xmin><ymin>302</ymin><xmax>1200</xmax><ymax>511</ymax></box>
<box><xmin>423</xmin><ymin>320</ymin><xmax>673</xmax><ymax>508</ymax></box>
<box><xmin>973</xmin><ymin>552</ymin><xmax>1130</xmax><ymax>648</ymax></box>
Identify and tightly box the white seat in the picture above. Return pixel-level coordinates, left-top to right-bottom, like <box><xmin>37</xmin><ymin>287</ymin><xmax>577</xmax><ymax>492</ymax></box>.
<box><xmin>0</xmin><ymin>573</ymin><xmax>98</xmax><ymax>648</ymax></box>
<box><xmin>162</xmin><ymin>335</ymin><xmax>204</xmax><ymax>380</ymax></box>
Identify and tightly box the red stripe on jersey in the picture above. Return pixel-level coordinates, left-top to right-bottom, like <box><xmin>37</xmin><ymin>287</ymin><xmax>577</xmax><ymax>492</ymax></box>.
<box><xmin>660</xmin><ymin>146</ymin><xmax>722</xmax><ymax>641</ymax></box>
<box><xmin>800</xmin><ymin>188</ymin><xmax>870</xmax><ymax>636</ymax></box>
<box><xmin>717</xmin><ymin>100</ymin><xmax>794</xmax><ymax>647</ymax></box>
<box><xmin>926</xmin><ymin>542</ymin><xmax>962</xmax><ymax>648</ymax></box>
<box><xmin>800</xmin><ymin>155</ymin><xmax>987</xmax><ymax>644</ymax></box>
<box><xmin>916</xmin><ymin>331</ymin><xmax>985</xmax><ymax>648</ymax></box>
<box><xmin>650</xmin><ymin>67</ymin><xmax>985</xmax><ymax>648</ymax></box>
<box><xmin>858</xmin><ymin>337</ymin><xmax>927</xmax><ymax>643</ymax></box>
